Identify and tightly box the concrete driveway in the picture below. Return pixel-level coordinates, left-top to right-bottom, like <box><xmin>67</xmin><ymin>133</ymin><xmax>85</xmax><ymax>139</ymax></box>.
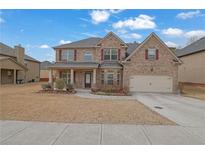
<box><xmin>134</xmin><ymin>93</ymin><xmax>205</xmax><ymax>127</ymax></box>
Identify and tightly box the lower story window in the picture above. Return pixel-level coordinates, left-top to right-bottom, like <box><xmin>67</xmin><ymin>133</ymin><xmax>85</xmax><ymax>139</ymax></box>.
<box><xmin>62</xmin><ymin>72</ymin><xmax>70</xmax><ymax>84</ymax></box>
<box><xmin>107</xmin><ymin>73</ymin><xmax>114</xmax><ymax>85</ymax></box>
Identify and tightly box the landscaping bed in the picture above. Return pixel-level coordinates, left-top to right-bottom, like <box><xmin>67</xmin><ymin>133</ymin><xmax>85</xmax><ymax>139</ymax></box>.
<box><xmin>37</xmin><ymin>89</ymin><xmax>76</xmax><ymax>94</ymax></box>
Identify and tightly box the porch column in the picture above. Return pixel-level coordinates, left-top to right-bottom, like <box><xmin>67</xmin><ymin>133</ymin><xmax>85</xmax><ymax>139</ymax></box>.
<box><xmin>13</xmin><ymin>69</ymin><xmax>16</xmax><ymax>84</ymax></box>
<box><xmin>70</xmin><ymin>69</ymin><xmax>74</xmax><ymax>84</ymax></box>
<box><xmin>93</xmin><ymin>69</ymin><xmax>96</xmax><ymax>84</ymax></box>
<box><xmin>48</xmin><ymin>69</ymin><xmax>53</xmax><ymax>83</ymax></box>
<box><xmin>0</xmin><ymin>69</ymin><xmax>1</xmax><ymax>85</ymax></box>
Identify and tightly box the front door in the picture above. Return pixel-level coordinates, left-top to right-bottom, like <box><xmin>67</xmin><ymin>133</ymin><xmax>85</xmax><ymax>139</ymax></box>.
<box><xmin>84</xmin><ymin>72</ymin><xmax>91</xmax><ymax>88</ymax></box>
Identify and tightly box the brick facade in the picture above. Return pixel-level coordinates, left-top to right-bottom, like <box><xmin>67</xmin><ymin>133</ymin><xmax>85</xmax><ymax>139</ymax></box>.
<box><xmin>123</xmin><ymin>34</ymin><xmax>179</xmax><ymax>92</ymax></box>
<box><xmin>52</xmin><ymin>32</ymin><xmax>180</xmax><ymax>92</ymax></box>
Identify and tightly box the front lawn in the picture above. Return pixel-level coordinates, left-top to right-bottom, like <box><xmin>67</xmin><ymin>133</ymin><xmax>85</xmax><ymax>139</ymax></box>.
<box><xmin>0</xmin><ymin>83</ymin><xmax>175</xmax><ymax>125</ymax></box>
<box><xmin>180</xmin><ymin>84</ymin><xmax>205</xmax><ymax>101</ymax></box>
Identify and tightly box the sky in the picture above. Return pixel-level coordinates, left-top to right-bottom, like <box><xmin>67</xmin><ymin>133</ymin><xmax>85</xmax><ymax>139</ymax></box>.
<box><xmin>0</xmin><ymin>9</ymin><xmax>205</xmax><ymax>62</ymax></box>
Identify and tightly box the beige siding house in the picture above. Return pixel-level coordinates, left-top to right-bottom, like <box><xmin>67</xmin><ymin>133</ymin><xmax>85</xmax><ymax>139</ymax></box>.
<box><xmin>49</xmin><ymin>32</ymin><xmax>181</xmax><ymax>93</ymax></box>
<box><xmin>40</xmin><ymin>61</ymin><xmax>53</xmax><ymax>81</ymax></box>
<box><xmin>177</xmin><ymin>37</ymin><xmax>205</xmax><ymax>84</ymax></box>
<box><xmin>0</xmin><ymin>42</ymin><xmax>40</xmax><ymax>84</ymax></box>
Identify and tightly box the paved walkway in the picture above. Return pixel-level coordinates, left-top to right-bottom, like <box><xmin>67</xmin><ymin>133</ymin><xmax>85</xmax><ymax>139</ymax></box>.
<box><xmin>75</xmin><ymin>89</ymin><xmax>134</xmax><ymax>100</ymax></box>
<box><xmin>0</xmin><ymin>120</ymin><xmax>205</xmax><ymax>145</ymax></box>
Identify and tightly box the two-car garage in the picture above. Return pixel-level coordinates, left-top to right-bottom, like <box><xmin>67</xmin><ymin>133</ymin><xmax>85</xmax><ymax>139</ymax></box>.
<box><xmin>129</xmin><ymin>75</ymin><xmax>173</xmax><ymax>93</ymax></box>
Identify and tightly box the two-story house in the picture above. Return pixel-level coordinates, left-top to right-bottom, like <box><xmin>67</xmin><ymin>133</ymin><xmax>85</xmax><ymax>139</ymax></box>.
<box><xmin>49</xmin><ymin>32</ymin><xmax>181</xmax><ymax>93</ymax></box>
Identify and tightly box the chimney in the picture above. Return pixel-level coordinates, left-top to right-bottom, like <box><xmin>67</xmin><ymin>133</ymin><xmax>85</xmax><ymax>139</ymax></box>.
<box><xmin>14</xmin><ymin>44</ymin><xmax>25</xmax><ymax>64</ymax></box>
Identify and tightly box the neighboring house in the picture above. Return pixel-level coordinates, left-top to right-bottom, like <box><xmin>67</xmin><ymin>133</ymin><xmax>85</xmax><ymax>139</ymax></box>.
<box><xmin>176</xmin><ymin>37</ymin><xmax>205</xmax><ymax>85</ymax></box>
<box><xmin>40</xmin><ymin>61</ymin><xmax>53</xmax><ymax>81</ymax></box>
<box><xmin>49</xmin><ymin>32</ymin><xmax>181</xmax><ymax>93</ymax></box>
<box><xmin>0</xmin><ymin>42</ymin><xmax>40</xmax><ymax>84</ymax></box>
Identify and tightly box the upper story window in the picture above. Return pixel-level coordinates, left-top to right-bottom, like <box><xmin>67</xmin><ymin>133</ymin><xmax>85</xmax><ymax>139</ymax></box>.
<box><xmin>84</xmin><ymin>51</ymin><xmax>93</xmax><ymax>61</ymax></box>
<box><xmin>148</xmin><ymin>48</ymin><xmax>157</xmax><ymax>60</ymax></box>
<box><xmin>62</xmin><ymin>50</ymin><xmax>74</xmax><ymax>61</ymax></box>
<box><xmin>104</xmin><ymin>48</ymin><xmax>118</xmax><ymax>61</ymax></box>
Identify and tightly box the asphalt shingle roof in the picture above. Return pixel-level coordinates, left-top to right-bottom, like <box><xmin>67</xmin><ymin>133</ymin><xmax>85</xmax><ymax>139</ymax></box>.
<box><xmin>100</xmin><ymin>61</ymin><xmax>122</xmax><ymax>69</ymax></box>
<box><xmin>49</xmin><ymin>61</ymin><xmax>99</xmax><ymax>69</ymax></box>
<box><xmin>0</xmin><ymin>42</ymin><xmax>40</xmax><ymax>63</ymax></box>
<box><xmin>176</xmin><ymin>37</ymin><xmax>205</xmax><ymax>57</ymax></box>
<box><xmin>53</xmin><ymin>37</ymin><xmax>102</xmax><ymax>49</ymax></box>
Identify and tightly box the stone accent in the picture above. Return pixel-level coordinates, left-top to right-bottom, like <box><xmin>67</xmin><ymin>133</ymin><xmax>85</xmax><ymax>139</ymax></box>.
<box><xmin>123</xmin><ymin>35</ymin><xmax>179</xmax><ymax>92</ymax></box>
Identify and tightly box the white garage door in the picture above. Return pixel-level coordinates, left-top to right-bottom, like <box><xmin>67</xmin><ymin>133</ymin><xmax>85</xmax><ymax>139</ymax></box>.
<box><xmin>129</xmin><ymin>75</ymin><xmax>173</xmax><ymax>93</ymax></box>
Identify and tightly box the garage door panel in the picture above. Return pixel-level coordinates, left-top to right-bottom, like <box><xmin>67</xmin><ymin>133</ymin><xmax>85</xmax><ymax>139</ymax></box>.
<box><xmin>129</xmin><ymin>75</ymin><xmax>173</xmax><ymax>93</ymax></box>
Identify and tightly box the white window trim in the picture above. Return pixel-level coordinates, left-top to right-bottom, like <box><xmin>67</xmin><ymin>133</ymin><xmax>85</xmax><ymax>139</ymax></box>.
<box><xmin>62</xmin><ymin>50</ymin><xmax>74</xmax><ymax>61</ymax></box>
<box><xmin>84</xmin><ymin>51</ymin><xmax>93</xmax><ymax>61</ymax></box>
<box><xmin>104</xmin><ymin>48</ymin><xmax>118</xmax><ymax>61</ymax></box>
<box><xmin>106</xmin><ymin>72</ymin><xmax>114</xmax><ymax>85</ymax></box>
<box><xmin>148</xmin><ymin>48</ymin><xmax>157</xmax><ymax>60</ymax></box>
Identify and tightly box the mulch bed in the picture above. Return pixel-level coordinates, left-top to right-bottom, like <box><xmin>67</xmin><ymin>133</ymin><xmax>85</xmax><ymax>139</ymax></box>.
<box><xmin>37</xmin><ymin>89</ymin><xmax>76</xmax><ymax>94</ymax></box>
<box><xmin>91</xmin><ymin>91</ymin><xmax>131</xmax><ymax>96</ymax></box>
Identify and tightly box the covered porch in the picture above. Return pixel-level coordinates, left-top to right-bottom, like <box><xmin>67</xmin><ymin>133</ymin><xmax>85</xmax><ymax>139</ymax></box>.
<box><xmin>0</xmin><ymin>57</ymin><xmax>27</xmax><ymax>85</ymax></box>
<box><xmin>48</xmin><ymin>62</ymin><xmax>99</xmax><ymax>89</ymax></box>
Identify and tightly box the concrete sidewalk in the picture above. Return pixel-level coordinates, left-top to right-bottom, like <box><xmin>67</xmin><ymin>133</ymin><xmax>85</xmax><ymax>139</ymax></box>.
<box><xmin>0</xmin><ymin>120</ymin><xmax>204</xmax><ymax>145</ymax></box>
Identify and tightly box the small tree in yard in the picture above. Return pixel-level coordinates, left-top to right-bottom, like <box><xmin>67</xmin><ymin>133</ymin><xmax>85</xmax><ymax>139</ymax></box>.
<box><xmin>55</xmin><ymin>79</ymin><xmax>65</xmax><ymax>90</ymax></box>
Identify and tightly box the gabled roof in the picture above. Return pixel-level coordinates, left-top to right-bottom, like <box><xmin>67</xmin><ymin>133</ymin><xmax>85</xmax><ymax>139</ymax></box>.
<box><xmin>53</xmin><ymin>37</ymin><xmax>102</xmax><ymax>49</ymax></box>
<box><xmin>0</xmin><ymin>42</ymin><xmax>40</xmax><ymax>63</ymax></box>
<box><xmin>97</xmin><ymin>31</ymin><xmax>128</xmax><ymax>47</ymax></box>
<box><xmin>0</xmin><ymin>57</ymin><xmax>28</xmax><ymax>70</ymax></box>
<box><xmin>124</xmin><ymin>32</ymin><xmax>182</xmax><ymax>63</ymax></box>
<box><xmin>53</xmin><ymin>32</ymin><xmax>128</xmax><ymax>49</ymax></box>
<box><xmin>176</xmin><ymin>37</ymin><xmax>205</xmax><ymax>57</ymax></box>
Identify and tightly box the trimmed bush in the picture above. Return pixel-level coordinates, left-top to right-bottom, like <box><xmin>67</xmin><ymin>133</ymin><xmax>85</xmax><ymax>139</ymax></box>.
<box><xmin>55</xmin><ymin>79</ymin><xmax>65</xmax><ymax>90</ymax></box>
<box><xmin>41</xmin><ymin>83</ymin><xmax>52</xmax><ymax>90</ymax></box>
<box><xmin>66</xmin><ymin>83</ymin><xmax>74</xmax><ymax>92</ymax></box>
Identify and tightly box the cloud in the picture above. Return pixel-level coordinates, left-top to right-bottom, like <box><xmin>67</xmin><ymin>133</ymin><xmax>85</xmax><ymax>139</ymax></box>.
<box><xmin>82</xmin><ymin>32</ymin><xmax>99</xmax><ymax>37</ymax></box>
<box><xmin>0</xmin><ymin>17</ymin><xmax>5</xmax><ymax>24</ymax></box>
<box><xmin>121</xmin><ymin>33</ymin><xmax>142</xmax><ymax>39</ymax></box>
<box><xmin>59</xmin><ymin>40</ymin><xmax>71</xmax><ymax>45</ymax></box>
<box><xmin>162</xmin><ymin>28</ymin><xmax>184</xmax><ymax>37</ymax></box>
<box><xmin>176</xmin><ymin>10</ymin><xmax>200</xmax><ymax>20</ymax></box>
<box><xmin>165</xmin><ymin>41</ymin><xmax>178</xmax><ymax>47</ymax></box>
<box><xmin>90</xmin><ymin>9</ymin><xmax>124</xmax><ymax>24</ymax></box>
<box><xmin>184</xmin><ymin>30</ymin><xmax>205</xmax><ymax>38</ymax></box>
<box><xmin>109</xmin><ymin>9</ymin><xmax>124</xmax><ymax>14</ymax></box>
<box><xmin>79</xmin><ymin>17</ymin><xmax>90</xmax><ymax>23</ymax></box>
<box><xmin>112</xmin><ymin>14</ymin><xmax>156</xmax><ymax>30</ymax></box>
<box><xmin>90</xmin><ymin>10</ymin><xmax>111</xmax><ymax>24</ymax></box>
<box><xmin>39</xmin><ymin>44</ymin><xmax>50</xmax><ymax>49</ymax></box>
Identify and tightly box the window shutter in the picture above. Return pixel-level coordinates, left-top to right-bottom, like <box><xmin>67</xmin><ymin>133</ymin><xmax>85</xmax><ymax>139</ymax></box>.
<box><xmin>101</xmin><ymin>49</ymin><xmax>104</xmax><ymax>61</ymax></box>
<box><xmin>156</xmin><ymin>49</ymin><xmax>159</xmax><ymax>60</ymax></box>
<box><xmin>74</xmin><ymin>49</ymin><xmax>77</xmax><ymax>61</ymax></box>
<box><xmin>118</xmin><ymin>49</ymin><xmax>121</xmax><ymax>60</ymax></box>
<box><xmin>145</xmin><ymin>49</ymin><xmax>148</xmax><ymax>59</ymax></box>
<box><xmin>59</xmin><ymin>49</ymin><xmax>62</xmax><ymax>61</ymax></box>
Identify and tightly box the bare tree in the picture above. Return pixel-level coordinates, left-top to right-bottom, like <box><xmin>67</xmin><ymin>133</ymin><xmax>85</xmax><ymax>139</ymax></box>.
<box><xmin>186</xmin><ymin>36</ymin><xmax>201</xmax><ymax>45</ymax></box>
